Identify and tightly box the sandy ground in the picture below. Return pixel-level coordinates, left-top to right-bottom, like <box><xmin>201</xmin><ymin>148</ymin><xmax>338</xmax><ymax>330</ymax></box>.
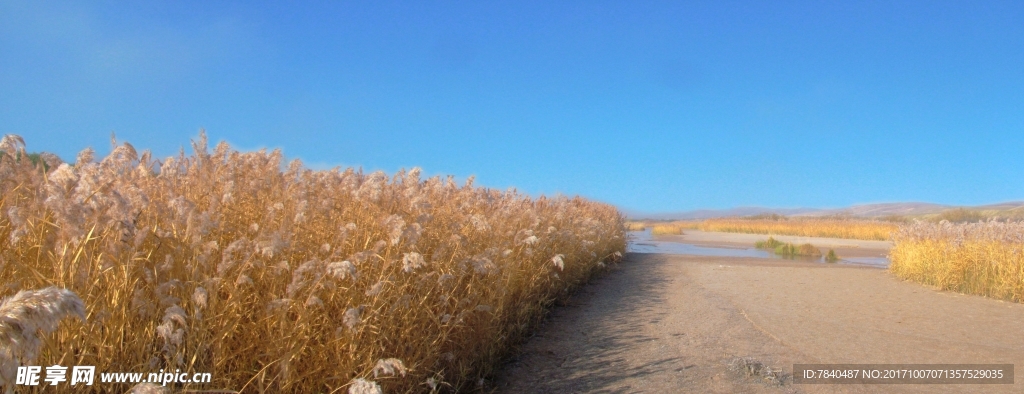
<box><xmin>492</xmin><ymin>253</ymin><xmax>1024</xmax><ymax>393</ymax></box>
<box><xmin>655</xmin><ymin>230</ymin><xmax>892</xmax><ymax>259</ymax></box>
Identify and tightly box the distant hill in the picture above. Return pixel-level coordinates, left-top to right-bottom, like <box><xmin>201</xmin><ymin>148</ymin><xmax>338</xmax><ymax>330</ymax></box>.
<box><xmin>975</xmin><ymin>201</ymin><xmax>1024</xmax><ymax>211</ymax></box>
<box><xmin>625</xmin><ymin>201</ymin><xmax>1024</xmax><ymax>220</ymax></box>
<box><xmin>805</xmin><ymin>202</ymin><xmax>951</xmax><ymax>217</ymax></box>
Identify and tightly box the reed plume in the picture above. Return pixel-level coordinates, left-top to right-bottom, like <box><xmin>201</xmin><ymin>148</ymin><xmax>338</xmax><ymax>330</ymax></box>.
<box><xmin>0</xmin><ymin>287</ymin><xmax>85</xmax><ymax>392</ymax></box>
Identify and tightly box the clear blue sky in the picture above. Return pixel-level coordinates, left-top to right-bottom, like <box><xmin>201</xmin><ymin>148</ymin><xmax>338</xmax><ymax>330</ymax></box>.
<box><xmin>3</xmin><ymin>1</ymin><xmax>1023</xmax><ymax>213</ymax></box>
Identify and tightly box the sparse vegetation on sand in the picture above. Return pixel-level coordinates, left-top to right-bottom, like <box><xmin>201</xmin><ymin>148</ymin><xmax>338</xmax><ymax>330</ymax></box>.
<box><xmin>0</xmin><ymin>134</ymin><xmax>626</xmax><ymax>393</ymax></box>
<box><xmin>754</xmin><ymin>237</ymin><xmax>822</xmax><ymax>258</ymax></box>
<box><xmin>889</xmin><ymin>221</ymin><xmax>1024</xmax><ymax>303</ymax></box>
<box><xmin>700</xmin><ymin>217</ymin><xmax>897</xmax><ymax>241</ymax></box>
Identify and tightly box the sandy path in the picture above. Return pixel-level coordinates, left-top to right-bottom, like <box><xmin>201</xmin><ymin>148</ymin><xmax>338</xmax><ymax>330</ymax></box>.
<box><xmin>493</xmin><ymin>253</ymin><xmax>1024</xmax><ymax>393</ymax></box>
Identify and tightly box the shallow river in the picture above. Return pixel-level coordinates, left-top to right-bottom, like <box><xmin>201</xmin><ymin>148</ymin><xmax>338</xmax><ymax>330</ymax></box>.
<box><xmin>626</xmin><ymin>229</ymin><xmax>889</xmax><ymax>268</ymax></box>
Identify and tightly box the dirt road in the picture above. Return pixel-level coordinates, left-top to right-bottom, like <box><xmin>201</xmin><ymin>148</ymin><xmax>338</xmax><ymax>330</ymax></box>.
<box><xmin>493</xmin><ymin>253</ymin><xmax>1024</xmax><ymax>393</ymax></box>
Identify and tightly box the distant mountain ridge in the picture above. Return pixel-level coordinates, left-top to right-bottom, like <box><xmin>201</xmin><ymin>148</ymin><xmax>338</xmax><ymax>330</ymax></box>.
<box><xmin>625</xmin><ymin>201</ymin><xmax>1024</xmax><ymax>220</ymax></box>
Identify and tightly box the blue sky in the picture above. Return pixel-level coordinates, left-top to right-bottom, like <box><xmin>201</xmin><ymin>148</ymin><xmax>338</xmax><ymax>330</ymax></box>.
<box><xmin>2</xmin><ymin>1</ymin><xmax>1023</xmax><ymax>213</ymax></box>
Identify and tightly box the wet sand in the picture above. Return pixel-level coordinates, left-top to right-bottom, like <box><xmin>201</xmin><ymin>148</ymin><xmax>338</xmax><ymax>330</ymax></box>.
<box><xmin>493</xmin><ymin>253</ymin><xmax>1024</xmax><ymax>393</ymax></box>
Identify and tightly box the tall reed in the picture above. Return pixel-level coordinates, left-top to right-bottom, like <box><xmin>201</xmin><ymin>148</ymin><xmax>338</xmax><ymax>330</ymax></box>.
<box><xmin>0</xmin><ymin>133</ymin><xmax>626</xmax><ymax>393</ymax></box>
<box><xmin>699</xmin><ymin>218</ymin><xmax>896</xmax><ymax>241</ymax></box>
<box><xmin>889</xmin><ymin>221</ymin><xmax>1024</xmax><ymax>302</ymax></box>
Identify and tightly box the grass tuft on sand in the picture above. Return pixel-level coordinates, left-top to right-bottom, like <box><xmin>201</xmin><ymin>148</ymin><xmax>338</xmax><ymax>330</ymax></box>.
<box><xmin>755</xmin><ymin>237</ymin><xmax>821</xmax><ymax>258</ymax></box>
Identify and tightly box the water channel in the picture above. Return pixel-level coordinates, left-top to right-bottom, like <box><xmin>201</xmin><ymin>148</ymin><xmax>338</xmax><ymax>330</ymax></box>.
<box><xmin>626</xmin><ymin>229</ymin><xmax>889</xmax><ymax>268</ymax></box>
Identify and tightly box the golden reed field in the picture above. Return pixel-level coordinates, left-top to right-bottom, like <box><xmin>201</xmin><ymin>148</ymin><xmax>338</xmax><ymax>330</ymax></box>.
<box><xmin>650</xmin><ymin>222</ymin><xmax>699</xmax><ymax>236</ymax></box>
<box><xmin>0</xmin><ymin>134</ymin><xmax>625</xmax><ymax>393</ymax></box>
<box><xmin>697</xmin><ymin>218</ymin><xmax>897</xmax><ymax>241</ymax></box>
<box><xmin>890</xmin><ymin>221</ymin><xmax>1024</xmax><ymax>303</ymax></box>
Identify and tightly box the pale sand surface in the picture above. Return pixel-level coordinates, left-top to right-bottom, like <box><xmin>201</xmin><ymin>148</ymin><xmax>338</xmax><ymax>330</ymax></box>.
<box><xmin>493</xmin><ymin>253</ymin><xmax>1024</xmax><ymax>393</ymax></box>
